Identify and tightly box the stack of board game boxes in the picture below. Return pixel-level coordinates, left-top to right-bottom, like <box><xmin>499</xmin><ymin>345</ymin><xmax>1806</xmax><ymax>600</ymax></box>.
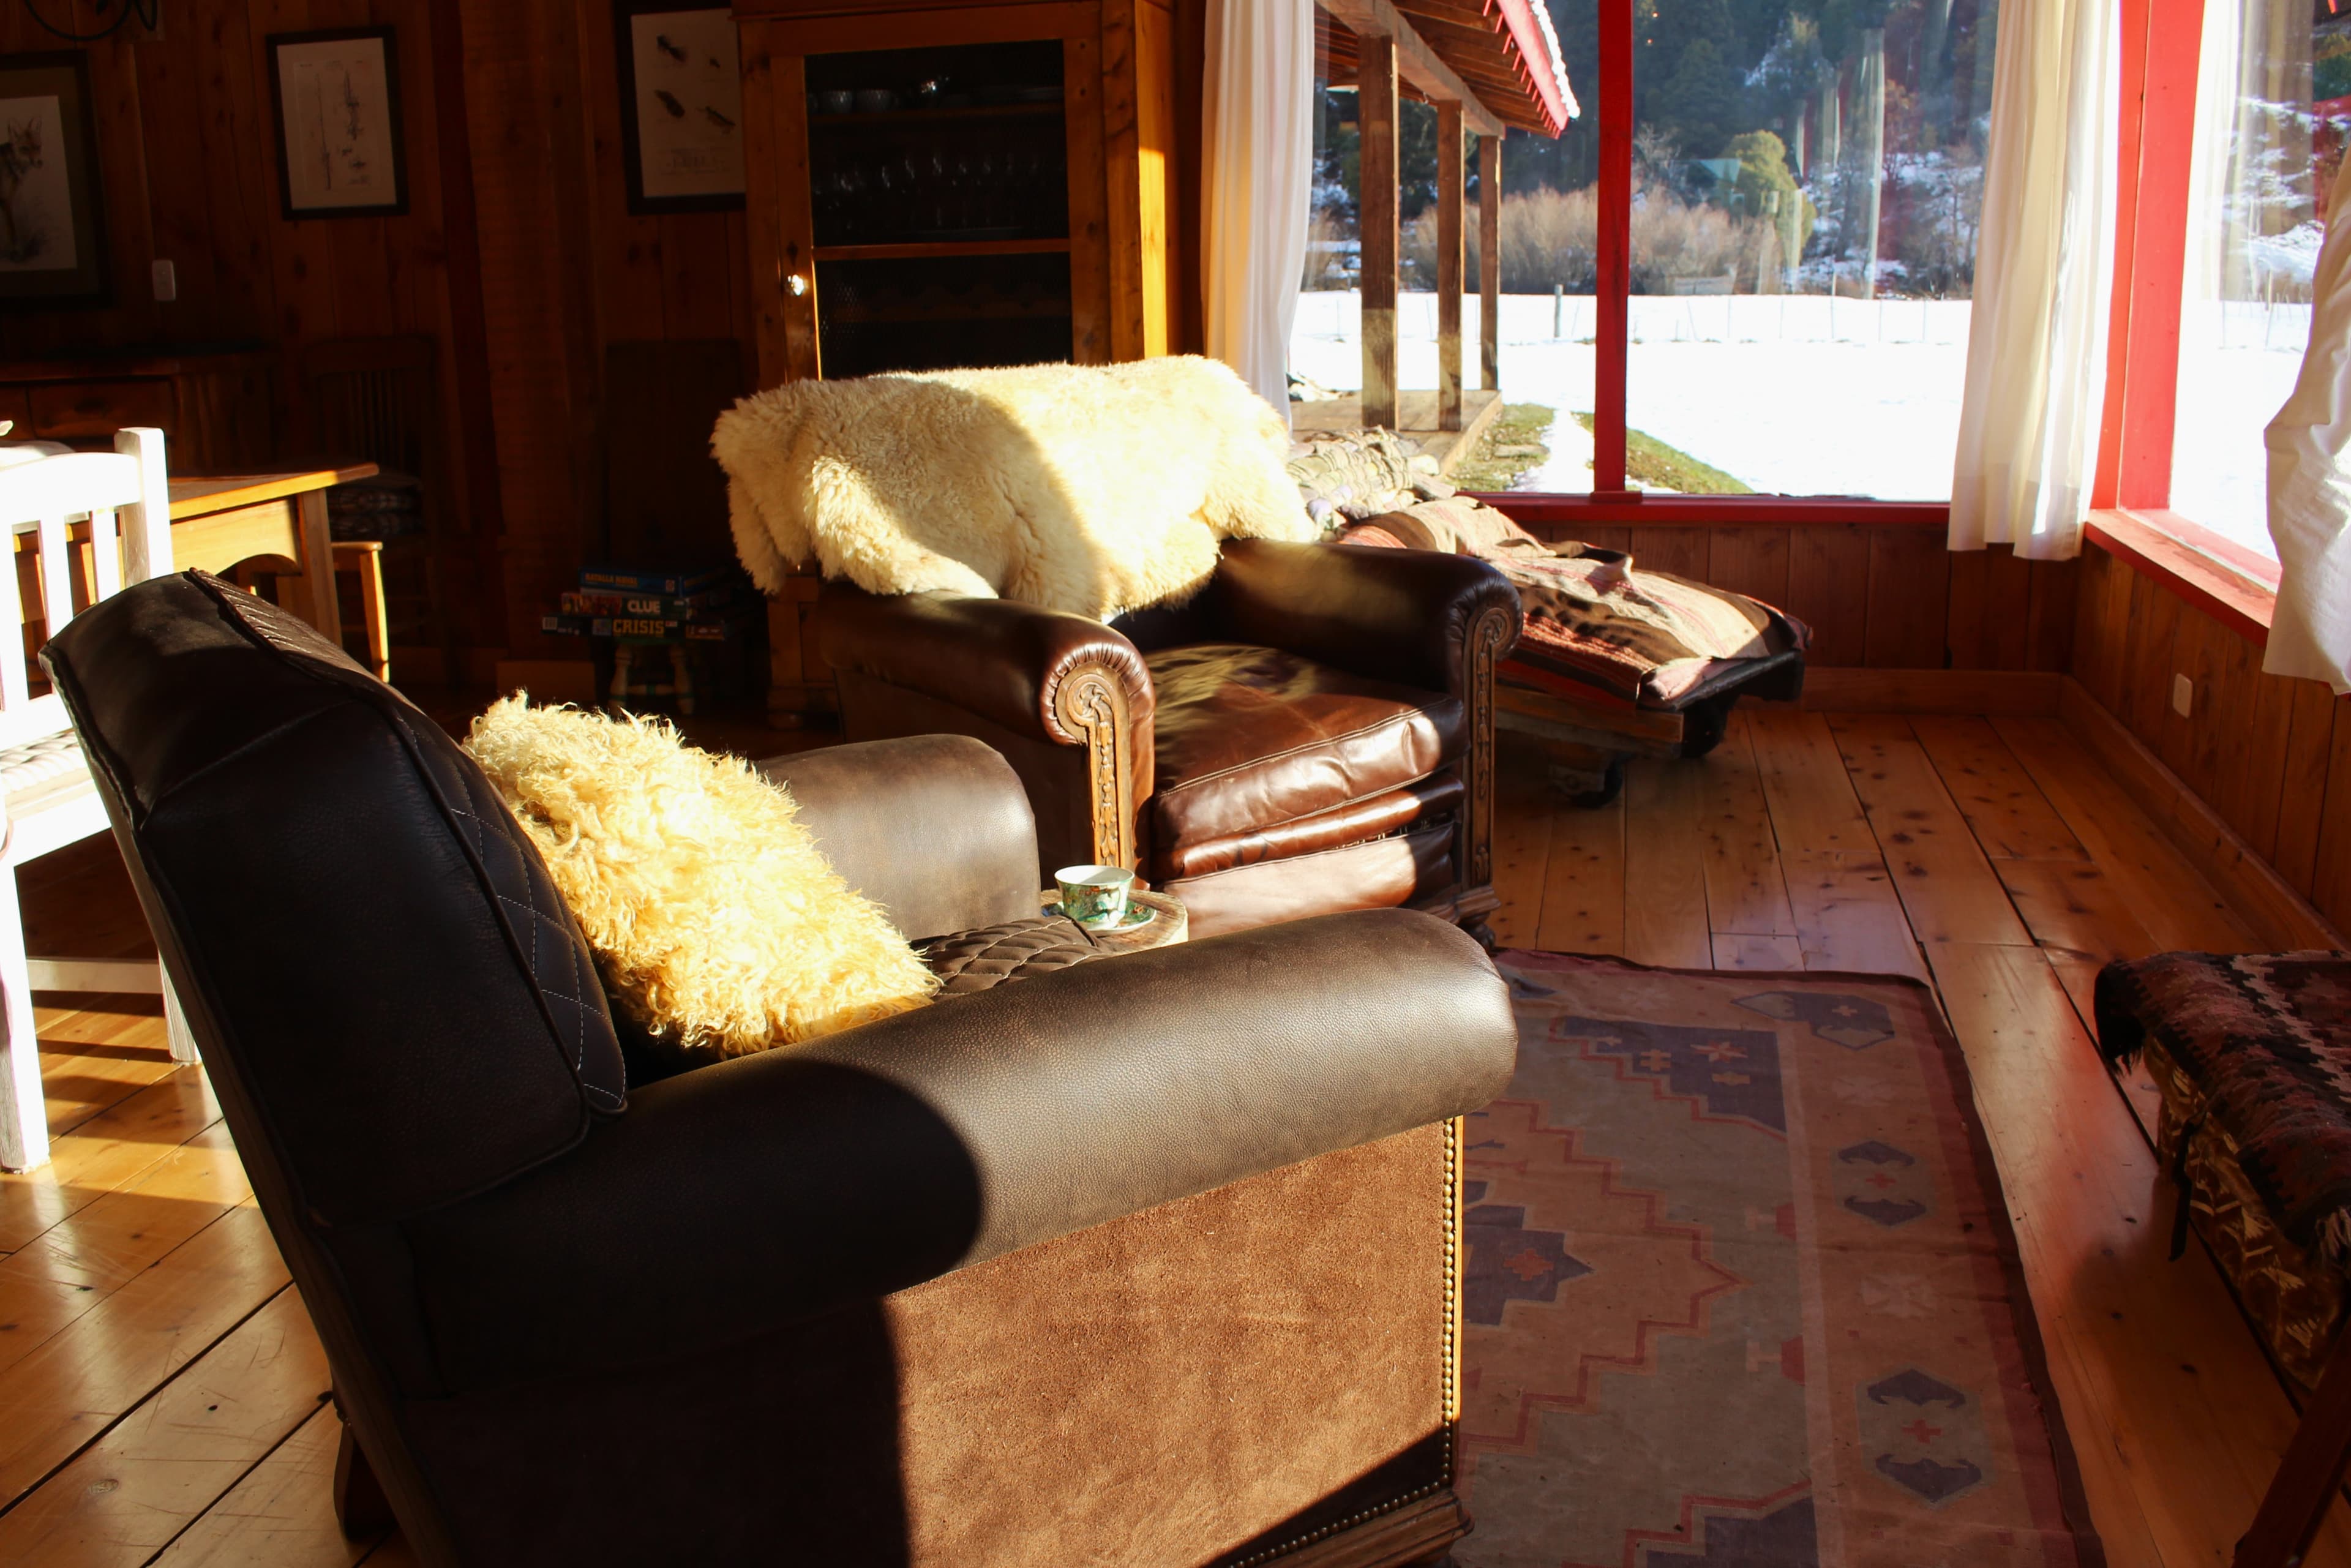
<box><xmin>541</xmin><ymin>565</ymin><xmax>756</xmax><ymax>711</ymax></box>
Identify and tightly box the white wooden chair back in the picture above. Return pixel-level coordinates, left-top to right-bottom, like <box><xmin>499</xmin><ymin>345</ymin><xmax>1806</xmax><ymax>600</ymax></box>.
<box><xmin>0</xmin><ymin>429</ymin><xmax>170</xmax><ymax>755</ymax></box>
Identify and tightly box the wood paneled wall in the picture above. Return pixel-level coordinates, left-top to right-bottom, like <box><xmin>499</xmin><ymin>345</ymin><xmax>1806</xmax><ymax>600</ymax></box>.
<box><xmin>0</xmin><ymin>0</ymin><xmax>506</xmax><ymax>659</ymax></box>
<box><xmin>1</xmin><ymin>2</ymin><xmax>771</xmax><ymax>670</ymax></box>
<box><xmin>1562</xmin><ymin>523</ymin><xmax>2079</xmax><ymax>671</ymax></box>
<box><xmin>2071</xmin><ymin>544</ymin><xmax>2351</xmax><ymax>934</ymax></box>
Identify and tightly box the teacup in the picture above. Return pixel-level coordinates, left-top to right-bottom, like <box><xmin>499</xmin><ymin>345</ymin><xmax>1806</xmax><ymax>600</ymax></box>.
<box><xmin>1056</xmin><ymin>865</ymin><xmax>1134</xmax><ymax>929</ymax></box>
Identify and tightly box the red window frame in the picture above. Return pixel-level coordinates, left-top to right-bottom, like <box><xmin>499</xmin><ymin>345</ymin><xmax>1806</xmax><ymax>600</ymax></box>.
<box><xmin>1492</xmin><ymin>0</ymin><xmax>1963</xmax><ymax>528</ymax></box>
<box><xmin>1488</xmin><ymin>0</ymin><xmax>2293</xmax><ymax>610</ymax></box>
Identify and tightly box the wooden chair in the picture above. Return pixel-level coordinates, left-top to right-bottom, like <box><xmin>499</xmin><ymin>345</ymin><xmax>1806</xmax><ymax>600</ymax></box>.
<box><xmin>0</xmin><ymin>428</ymin><xmax>196</xmax><ymax>1171</ymax></box>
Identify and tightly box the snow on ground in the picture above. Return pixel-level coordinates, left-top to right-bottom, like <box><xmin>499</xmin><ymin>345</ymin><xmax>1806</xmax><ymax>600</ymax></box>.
<box><xmin>2173</xmin><ymin>302</ymin><xmax>2309</xmax><ymax>562</ymax></box>
<box><xmin>1291</xmin><ymin>289</ymin><xmax>2302</xmax><ymax>558</ymax></box>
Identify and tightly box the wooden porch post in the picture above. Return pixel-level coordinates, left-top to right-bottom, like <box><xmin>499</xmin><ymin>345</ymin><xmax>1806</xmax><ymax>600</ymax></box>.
<box><xmin>1479</xmin><ymin>132</ymin><xmax>1501</xmax><ymax>399</ymax></box>
<box><xmin>1438</xmin><ymin>101</ymin><xmax>1464</xmax><ymax>431</ymax></box>
<box><xmin>1360</xmin><ymin>32</ymin><xmax>1400</xmax><ymax>430</ymax></box>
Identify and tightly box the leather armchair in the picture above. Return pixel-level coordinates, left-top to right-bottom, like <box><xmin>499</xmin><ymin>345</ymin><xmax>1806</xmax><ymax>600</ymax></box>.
<box><xmin>45</xmin><ymin>571</ymin><xmax>1520</xmax><ymax>1568</ymax></box>
<box><xmin>816</xmin><ymin>538</ymin><xmax>1523</xmax><ymax>939</ymax></box>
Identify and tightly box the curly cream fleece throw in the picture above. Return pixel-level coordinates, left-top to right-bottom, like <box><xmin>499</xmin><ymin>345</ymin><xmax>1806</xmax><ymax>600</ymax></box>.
<box><xmin>711</xmin><ymin>356</ymin><xmax>1317</xmax><ymax>621</ymax></box>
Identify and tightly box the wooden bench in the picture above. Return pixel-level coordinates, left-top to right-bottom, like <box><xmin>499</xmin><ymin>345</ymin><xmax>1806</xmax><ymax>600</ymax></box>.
<box><xmin>2098</xmin><ymin>951</ymin><xmax>2351</xmax><ymax>1567</ymax></box>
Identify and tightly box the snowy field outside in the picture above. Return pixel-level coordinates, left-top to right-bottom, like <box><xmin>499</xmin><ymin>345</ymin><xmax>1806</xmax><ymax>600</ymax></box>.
<box><xmin>1291</xmin><ymin>290</ymin><xmax>2301</xmax><ymax>558</ymax></box>
<box><xmin>2173</xmin><ymin>301</ymin><xmax>2308</xmax><ymax>563</ymax></box>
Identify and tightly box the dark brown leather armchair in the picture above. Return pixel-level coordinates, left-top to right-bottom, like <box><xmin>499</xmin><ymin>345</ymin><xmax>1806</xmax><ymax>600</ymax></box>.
<box><xmin>816</xmin><ymin>538</ymin><xmax>1523</xmax><ymax>939</ymax></box>
<box><xmin>47</xmin><ymin>571</ymin><xmax>1520</xmax><ymax>1568</ymax></box>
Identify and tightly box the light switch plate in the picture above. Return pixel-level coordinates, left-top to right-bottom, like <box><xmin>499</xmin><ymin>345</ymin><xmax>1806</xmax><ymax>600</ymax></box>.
<box><xmin>2172</xmin><ymin>672</ymin><xmax>2193</xmax><ymax>718</ymax></box>
<box><xmin>151</xmin><ymin>260</ymin><xmax>177</xmax><ymax>302</ymax></box>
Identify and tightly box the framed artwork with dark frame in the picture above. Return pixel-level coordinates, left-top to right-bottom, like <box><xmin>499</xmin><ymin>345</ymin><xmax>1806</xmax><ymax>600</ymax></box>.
<box><xmin>615</xmin><ymin>1</ymin><xmax>746</xmax><ymax>214</ymax></box>
<box><xmin>266</xmin><ymin>26</ymin><xmax>408</xmax><ymax>220</ymax></box>
<box><xmin>0</xmin><ymin>51</ymin><xmax>110</xmax><ymax>307</ymax></box>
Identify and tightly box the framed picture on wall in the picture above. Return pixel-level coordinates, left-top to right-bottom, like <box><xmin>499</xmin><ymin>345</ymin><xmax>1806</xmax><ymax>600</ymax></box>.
<box><xmin>0</xmin><ymin>52</ymin><xmax>109</xmax><ymax>306</ymax></box>
<box><xmin>615</xmin><ymin>2</ymin><xmax>745</xmax><ymax>213</ymax></box>
<box><xmin>267</xmin><ymin>27</ymin><xmax>408</xmax><ymax>220</ymax></box>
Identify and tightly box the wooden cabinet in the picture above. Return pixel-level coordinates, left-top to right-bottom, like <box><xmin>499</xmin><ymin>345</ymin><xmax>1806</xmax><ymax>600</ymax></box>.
<box><xmin>733</xmin><ymin>0</ymin><xmax>1194</xmax><ymax>724</ymax></box>
<box><xmin>734</xmin><ymin>0</ymin><xmax>1189</xmax><ymax>389</ymax></box>
<box><xmin>0</xmin><ymin>351</ymin><xmax>278</xmax><ymax>475</ymax></box>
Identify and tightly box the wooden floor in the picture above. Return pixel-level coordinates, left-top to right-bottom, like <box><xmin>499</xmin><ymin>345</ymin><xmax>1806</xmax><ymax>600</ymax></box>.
<box><xmin>0</xmin><ymin>702</ymin><xmax>2333</xmax><ymax>1564</ymax></box>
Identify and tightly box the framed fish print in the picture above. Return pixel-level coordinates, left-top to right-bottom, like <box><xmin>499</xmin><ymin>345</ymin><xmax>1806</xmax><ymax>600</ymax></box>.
<box><xmin>268</xmin><ymin>27</ymin><xmax>408</xmax><ymax>220</ymax></box>
<box><xmin>0</xmin><ymin>52</ymin><xmax>109</xmax><ymax>306</ymax></box>
<box><xmin>615</xmin><ymin>2</ymin><xmax>745</xmax><ymax>213</ymax></box>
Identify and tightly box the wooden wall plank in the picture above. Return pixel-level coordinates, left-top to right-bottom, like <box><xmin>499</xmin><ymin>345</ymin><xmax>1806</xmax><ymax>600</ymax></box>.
<box><xmin>1783</xmin><ymin>525</ymin><xmax>1869</xmax><ymax>667</ymax></box>
<box><xmin>193</xmin><ymin>1</ymin><xmax>282</xmax><ymax>343</ymax></box>
<box><xmin>2210</xmin><ymin>628</ymin><xmax>2283</xmax><ymax>860</ymax></box>
<box><xmin>2156</xmin><ymin>607</ymin><xmax>2227</xmax><ymax>800</ymax></box>
<box><xmin>1865</xmin><ymin>527</ymin><xmax>1949</xmax><ymax>667</ymax></box>
<box><xmin>1705</xmin><ymin>527</ymin><xmax>1788</xmax><ymax>618</ymax></box>
<box><xmin>1982</xmin><ymin>544</ymin><xmax>2032</xmax><ymax>670</ymax></box>
<box><xmin>2026</xmin><ymin>555</ymin><xmax>2079</xmax><ymax>671</ymax></box>
<box><xmin>2274</xmin><ymin>679</ymin><xmax>2338</xmax><ymax>898</ymax></box>
<box><xmin>2074</xmin><ymin>548</ymin><xmax>2133</xmax><ymax>709</ymax></box>
<box><xmin>580</xmin><ymin>0</ymin><xmax>667</xmax><ymax>343</ymax></box>
<box><xmin>1944</xmin><ymin>547</ymin><xmax>1987</xmax><ymax>669</ymax></box>
<box><xmin>135</xmin><ymin>27</ymin><xmax>228</xmax><ymax>343</ymax></box>
<box><xmin>1627</xmin><ymin>525</ymin><xmax>1709</xmax><ymax>583</ymax></box>
<box><xmin>2118</xmin><ymin>571</ymin><xmax>2183</xmax><ymax>744</ymax></box>
<box><xmin>2312</xmin><ymin>710</ymin><xmax>2351</xmax><ymax>932</ymax></box>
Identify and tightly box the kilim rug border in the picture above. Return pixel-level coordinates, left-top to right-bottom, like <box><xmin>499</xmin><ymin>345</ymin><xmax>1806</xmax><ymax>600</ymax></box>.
<box><xmin>1457</xmin><ymin>951</ymin><xmax>2104</xmax><ymax>1567</ymax></box>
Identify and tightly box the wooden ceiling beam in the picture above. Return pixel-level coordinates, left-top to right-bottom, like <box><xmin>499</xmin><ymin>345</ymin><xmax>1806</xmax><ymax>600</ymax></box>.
<box><xmin>1318</xmin><ymin>0</ymin><xmax>1505</xmax><ymax>137</ymax></box>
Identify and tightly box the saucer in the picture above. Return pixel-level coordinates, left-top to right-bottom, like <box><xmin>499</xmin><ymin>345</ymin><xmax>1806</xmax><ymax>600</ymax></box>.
<box><xmin>1048</xmin><ymin>901</ymin><xmax>1157</xmax><ymax>933</ymax></box>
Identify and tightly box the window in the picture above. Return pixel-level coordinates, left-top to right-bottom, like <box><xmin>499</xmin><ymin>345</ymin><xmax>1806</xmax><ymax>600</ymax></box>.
<box><xmin>2169</xmin><ymin>0</ymin><xmax>2344</xmax><ymax>561</ymax></box>
<box><xmin>1289</xmin><ymin>32</ymin><xmax>1595</xmax><ymax>470</ymax></box>
<box><xmin>1621</xmin><ymin>0</ymin><xmax>1997</xmax><ymax>498</ymax></box>
<box><xmin>1291</xmin><ymin>0</ymin><xmax>1995</xmax><ymax>501</ymax></box>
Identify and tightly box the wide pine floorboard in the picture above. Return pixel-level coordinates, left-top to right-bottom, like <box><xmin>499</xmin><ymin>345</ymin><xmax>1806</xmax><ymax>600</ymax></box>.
<box><xmin>0</xmin><ymin>706</ymin><xmax>2330</xmax><ymax>1565</ymax></box>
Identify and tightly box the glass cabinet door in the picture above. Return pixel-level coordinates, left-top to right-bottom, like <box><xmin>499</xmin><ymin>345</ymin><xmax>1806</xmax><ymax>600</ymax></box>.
<box><xmin>804</xmin><ymin>40</ymin><xmax>1075</xmax><ymax>377</ymax></box>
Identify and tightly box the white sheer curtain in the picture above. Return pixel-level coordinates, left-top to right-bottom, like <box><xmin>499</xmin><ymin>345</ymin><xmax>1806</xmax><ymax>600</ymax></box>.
<box><xmin>1202</xmin><ymin>0</ymin><xmax>1314</xmax><ymax>422</ymax></box>
<box><xmin>2264</xmin><ymin>167</ymin><xmax>2351</xmax><ymax>693</ymax></box>
<box><xmin>1948</xmin><ymin>0</ymin><xmax>2119</xmax><ymax>558</ymax></box>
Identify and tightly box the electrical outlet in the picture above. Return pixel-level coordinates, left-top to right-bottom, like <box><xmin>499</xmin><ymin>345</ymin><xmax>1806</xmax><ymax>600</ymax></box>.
<box><xmin>151</xmin><ymin>260</ymin><xmax>176</xmax><ymax>302</ymax></box>
<box><xmin>2172</xmin><ymin>672</ymin><xmax>2194</xmax><ymax>718</ymax></box>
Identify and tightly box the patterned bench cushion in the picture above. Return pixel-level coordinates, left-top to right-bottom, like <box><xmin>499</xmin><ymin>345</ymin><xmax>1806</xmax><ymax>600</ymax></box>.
<box><xmin>2096</xmin><ymin>950</ymin><xmax>2351</xmax><ymax>1387</ymax></box>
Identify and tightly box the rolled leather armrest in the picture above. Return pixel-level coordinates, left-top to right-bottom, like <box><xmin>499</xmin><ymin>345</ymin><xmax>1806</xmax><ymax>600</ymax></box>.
<box><xmin>757</xmin><ymin>735</ymin><xmax>1040</xmax><ymax>940</ymax></box>
<box><xmin>812</xmin><ymin>584</ymin><xmax>1155</xmax><ymax>747</ymax></box>
<box><xmin>1212</xmin><ymin>538</ymin><xmax>1523</xmax><ymax>697</ymax></box>
<box><xmin>401</xmin><ymin>907</ymin><xmax>1516</xmax><ymax>1390</ymax></box>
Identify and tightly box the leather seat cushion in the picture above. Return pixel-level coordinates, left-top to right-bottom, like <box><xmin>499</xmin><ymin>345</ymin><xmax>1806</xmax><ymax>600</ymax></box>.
<box><xmin>917</xmin><ymin>915</ymin><xmax>1108</xmax><ymax>994</ymax></box>
<box><xmin>1152</xmin><ymin>771</ymin><xmax>1464</xmax><ymax>881</ymax></box>
<box><xmin>1144</xmin><ymin>643</ymin><xmax>1463</xmax><ymax>852</ymax></box>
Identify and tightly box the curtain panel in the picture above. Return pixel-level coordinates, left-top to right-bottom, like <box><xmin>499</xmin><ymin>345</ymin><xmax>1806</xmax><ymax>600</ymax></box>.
<box><xmin>1948</xmin><ymin>0</ymin><xmax>2119</xmax><ymax>559</ymax></box>
<box><xmin>1202</xmin><ymin>0</ymin><xmax>1314</xmax><ymax>421</ymax></box>
<box><xmin>2264</xmin><ymin>167</ymin><xmax>2351</xmax><ymax>694</ymax></box>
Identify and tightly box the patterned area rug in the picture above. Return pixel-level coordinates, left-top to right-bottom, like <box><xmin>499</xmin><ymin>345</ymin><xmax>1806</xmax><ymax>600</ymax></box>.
<box><xmin>1456</xmin><ymin>952</ymin><xmax>2102</xmax><ymax>1567</ymax></box>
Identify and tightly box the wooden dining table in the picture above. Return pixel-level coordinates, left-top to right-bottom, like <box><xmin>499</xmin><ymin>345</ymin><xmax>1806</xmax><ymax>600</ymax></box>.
<box><xmin>167</xmin><ymin>461</ymin><xmax>378</xmax><ymax>646</ymax></box>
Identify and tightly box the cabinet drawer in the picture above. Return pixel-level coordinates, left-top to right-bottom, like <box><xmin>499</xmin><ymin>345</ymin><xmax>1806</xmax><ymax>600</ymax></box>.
<box><xmin>29</xmin><ymin>378</ymin><xmax>178</xmax><ymax>440</ymax></box>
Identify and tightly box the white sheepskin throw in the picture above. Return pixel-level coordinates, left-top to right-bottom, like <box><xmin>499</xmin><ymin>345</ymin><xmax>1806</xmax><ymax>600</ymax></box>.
<box><xmin>711</xmin><ymin>355</ymin><xmax>1318</xmax><ymax>620</ymax></box>
<box><xmin>463</xmin><ymin>698</ymin><xmax>937</xmax><ymax>1060</ymax></box>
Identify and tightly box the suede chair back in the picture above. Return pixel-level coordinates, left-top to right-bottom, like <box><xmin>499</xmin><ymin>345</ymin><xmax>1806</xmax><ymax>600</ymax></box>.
<box><xmin>45</xmin><ymin>572</ymin><xmax>628</xmax><ymax>1223</ymax></box>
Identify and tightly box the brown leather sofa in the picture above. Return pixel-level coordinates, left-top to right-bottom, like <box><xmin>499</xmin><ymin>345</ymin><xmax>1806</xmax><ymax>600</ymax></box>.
<box><xmin>46</xmin><ymin>571</ymin><xmax>1521</xmax><ymax>1568</ymax></box>
<box><xmin>815</xmin><ymin>538</ymin><xmax>1523</xmax><ymax>939</ymax></box>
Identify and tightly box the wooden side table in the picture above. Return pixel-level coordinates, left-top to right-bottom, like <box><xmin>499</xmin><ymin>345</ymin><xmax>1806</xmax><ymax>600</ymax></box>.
<box><xmin>1040</xmin><ymin>888</ymin><xmax>1187</xmax><ymax>954</ymax></box>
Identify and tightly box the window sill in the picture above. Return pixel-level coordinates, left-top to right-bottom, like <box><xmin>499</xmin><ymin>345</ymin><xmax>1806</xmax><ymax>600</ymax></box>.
<box><xmin>2083</xmin><ymin>509</ymin><xmax>2278</xmax><ymax>647</ymax></box>
<box><xmin>1477</xmin><ymin>492</ymin><xmax>1952</xmax><ymax>527</ymax></box>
